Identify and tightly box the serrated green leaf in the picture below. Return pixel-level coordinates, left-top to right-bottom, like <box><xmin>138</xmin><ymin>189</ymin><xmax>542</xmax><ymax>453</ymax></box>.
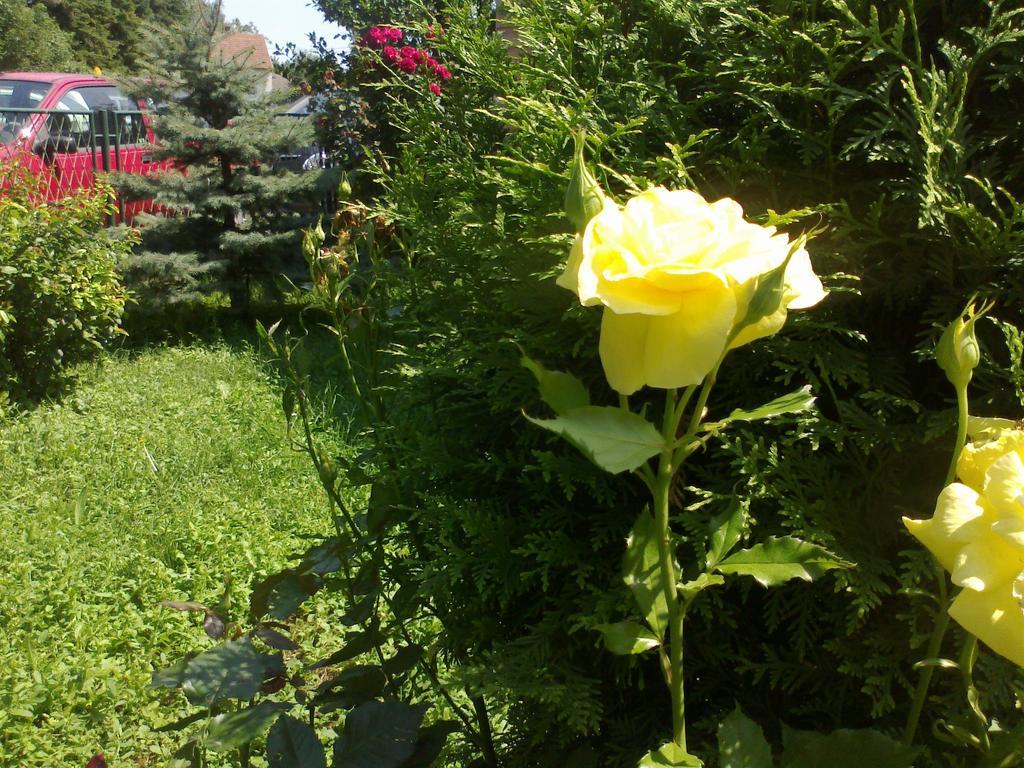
<box><xmin>267</xmin><ymin>715</ymin><xmax>327</xmax><ymax>768</ymax></box>
<box><xmin>720</xmin><ymin>387</ymin><xmax>816</xmax><ymax>425</ymax></box>
<box><xmin>527</xmin><ymin>406</ymin><xmax>664</xmax><ymax>474</ymax></box>
<box><xmin>780</xmin><ymin>727</ymin><xmax>917</xmax><ymax>768</ymax></box>
<box><xmin>333</xmin><ymin>701</ymin><xmax>424</xmax><ymax>768</ymax></box>
<box><xmin>715</xmin><ymin>536</ymin><xmax>848</xmax><ymax>587</ymax></box>
<box><xmin>707</xmin><ymin>500</ymin><xmax>747</xmax><ymax>569</ymax></box>
<box><xmin>718</xmin><ymin>707</ymin><xmax>772</xmax><ymax>768</ymax></box>
<box><xmin>521</xmin><ymin>354</ymin><xmax>590</xmax><ymax>414</ymax></box>
<box><xmin>205</xmin><ymin>702</ymin><xmax>288</xmax><ymax>752</ymax></box>
<box><xmin>677</xmin><ymin>573</ymin><xmax>725</xmax><ymax>601</ymax></box>
<box><xmin>595</xmin><ymin>621</ymin><xmax>661</xmax><ymax>654</ymax></box>
<box><xmin>638</xmin><ymin>741</ymin><xmax>704</xmax><ymax>767</ymax></box>
<box><xmin>180</xmin><ymin>639</ymin><xmax>266</xmax><ymax>706</ymax></box>
<box><xmin>622</xmin><ymin>510</ymin><xmax>669</xmax><ymax>639</ymax></box>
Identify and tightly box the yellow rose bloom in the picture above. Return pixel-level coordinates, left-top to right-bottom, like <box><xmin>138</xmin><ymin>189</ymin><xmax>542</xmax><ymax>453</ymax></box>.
<box><xmin>904</xmin><ymin>424</ymin><xmax>1024</xmax><ymax>667</ymax></box>
<box><xmin>556</xmin><ymin>187</ymin><xmax>827</xmax><ymax>394</ymax></box>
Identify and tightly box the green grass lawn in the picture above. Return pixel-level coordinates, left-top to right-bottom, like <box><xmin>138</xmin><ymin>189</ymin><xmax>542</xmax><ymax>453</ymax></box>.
<box><xmin>0</xmin><ymin>344</ymin><xmax>343</xmax><ymax>767</ymax></box>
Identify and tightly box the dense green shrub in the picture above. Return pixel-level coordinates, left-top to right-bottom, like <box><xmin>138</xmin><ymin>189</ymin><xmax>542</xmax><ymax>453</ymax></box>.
<box><xmin>0</xmin><ymin>170</ymin><xmax>132</xmax><ymax>404</ymax></box>
<box><xmin>300</xmin><ymin>0</ymin><xmax>1024</xmax><ymax>764</ymax></box>
<box><xmin>141</xmin><ymin>0</ymin><xmax>1024</xmax><ymax>765</ymax></box>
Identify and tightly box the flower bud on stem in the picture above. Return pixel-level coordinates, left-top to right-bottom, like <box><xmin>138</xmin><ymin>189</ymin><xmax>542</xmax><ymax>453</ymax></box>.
<box><xmin>564</xmin><ymin>132</ymin><xmax>606</xmax><ymax>233</ymax></box>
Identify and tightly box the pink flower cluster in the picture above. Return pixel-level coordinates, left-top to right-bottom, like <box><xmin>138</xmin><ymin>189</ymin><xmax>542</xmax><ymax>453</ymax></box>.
<box><xmin>362</xmin><ymin>25</ymin><xmax>403</xmax><ymax>47</ymax></box>
<box><xmin>363</xmin><ymin>24</ymin><xmax>452</xmax><ymax>98</ymax></box>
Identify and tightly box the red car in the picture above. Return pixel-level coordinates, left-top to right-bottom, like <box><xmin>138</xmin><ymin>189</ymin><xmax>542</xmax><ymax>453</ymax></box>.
<box><xmin>0</xmin><ymin>71</ymin><xmax>167</xmax><ymax>210</ymax></box>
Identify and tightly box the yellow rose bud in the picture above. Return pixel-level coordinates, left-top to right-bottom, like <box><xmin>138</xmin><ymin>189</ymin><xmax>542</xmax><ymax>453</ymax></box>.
<box><xmin>556</xmin><ymin>188</ymin><xmax>827</xmax><ymax>394</ymax></box>
<box><xmin>935</xmin><ymin>299</ymin><xmax>992</xmax><ymax>391</ymax></box>
<box><xmin>564</xmin><ymin>133</ymin><xmax>607</xmax><ymax>233</ymax></box>
<box><xmin>904</xmin><ymin>428</ymin><xmax>1024</xmax><ymax>667</ymax></box>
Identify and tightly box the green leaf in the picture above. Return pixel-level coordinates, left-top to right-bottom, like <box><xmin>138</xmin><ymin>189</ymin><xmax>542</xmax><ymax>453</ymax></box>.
<box><xmin>382</xmin><ymin>644</ymin><xmax>424</xmax><ymax>677</ymax></box>
<box><xmin>677</xmin><ymin>573</ymin><xmax>725</xmax><ymax>601</ymax></box>
<box><xmin>707</xmin><ymin>500</ymin><xmax>748</xmax><ymax>569</ymax></box>
<box><xmin>317</xmin><ymin>665</ymin><xmax>387</xmax><ymax>708</ymax></box>
<box><xmin>310</xmin><ymin>629</ymin><xmax>383</xmax><ymax>669</ymax></box>
<box><xmin>251</xmin><ymin>571</ymin><xmax>322</xmax><ymax>620</ymax></box>
<box><xmin>622</xmin><ymin>510</ymin><xmax>670</xmax><ymax>639</ymax></box>
<box><xmin>333</xmin><ymin>701</ymin><xmax>425</xmax><ymax>768</ymax></box>
<box><xmin>521</xmin><ymin>354</ymin><xmax>590</xmax><ymax>414</ymax></box>
<box><xmin>205</xmin><ymin>702</ymin><xmax>287</xmax><ymax>752</ymax></box>
<box><xmin>719</xmin><ymin>387</ymin><xmax>816</xmax><ymax>425</ymax></box>
<box><xmin>400</xmin><ymin>721</ymin><xmax>460</xmax><ymax>768</ymax></box>
<box><xmin>595</xmin><ymin>621</ymin><xmax>661</xmax><ymax>655</ymax></box>
<box><xmin>267</xmin><ymin>715</ymin><xmax>327</xmax><ymax>768</ymax></box>
<box><xmin>638</xmin><ymin>741</ymin><xmax>704</xmax><ymax>767</ymax></box>
<box><xmin>180</xmin><ymin>639</ymin><xmax>266</xmax><ymax>706</ymax></box>
<box><xmin>527</xmin><ymin>406</ymin><xmax>664</xmax><ymax>474</ymax></box>
<box><xmin>718</xmin><ymin>707</ymin><xmax>772</xmax><ymax>768</ymax></box>
<box><xmin>780</xmin><ymin>728</ymin><xmax>917</xmax><ymax>768</ymax></box>
<box><xmin>151</xmin><ymin>657</ymin><xmax>190</xmax><ymax>690</ymax></box>
<box><xmin>367</xmin><ymin>480</ymin><xmax>409</xmax><ymax>535</ymax></box>
<box><xmin>715</xmin><ymin>536</ymin><xmax>848</xmax><ymax>587</ymax></box>
<box><xmin>168</xmin><ymin>739</ymin><xmax>201</xmax><ymax>768</ymax></box>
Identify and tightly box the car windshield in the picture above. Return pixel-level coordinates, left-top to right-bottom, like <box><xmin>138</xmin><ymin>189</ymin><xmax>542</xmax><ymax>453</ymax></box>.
<box><xmin>0</xmin><ymin>79</ymin><xmax>52</xmax><ymax>144</ymax></box>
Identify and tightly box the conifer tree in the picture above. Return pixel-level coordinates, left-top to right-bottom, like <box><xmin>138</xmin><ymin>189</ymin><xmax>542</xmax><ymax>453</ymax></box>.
<box><xmin>115</xmin><ymin>2</ymin><xmax>331</xmax><ymax>310</ymax></box>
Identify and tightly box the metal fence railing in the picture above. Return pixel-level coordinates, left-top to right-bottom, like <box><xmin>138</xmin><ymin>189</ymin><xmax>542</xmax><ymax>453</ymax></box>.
<box><xmin>1</xmin><ymin>107</ymin><xmax>332</xmax><ymax>223</ymax></box>
<box><xmin>0</xmin><ymin>106</ymin><xmax>163</xmax><ymax>220</ymax></box>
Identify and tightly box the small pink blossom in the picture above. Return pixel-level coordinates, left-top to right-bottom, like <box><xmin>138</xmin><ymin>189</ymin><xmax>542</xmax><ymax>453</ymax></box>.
<box><xmin>382</xmin><ymin>45</ymin><xmax>399</xmax><ymax>63</ymax></box>
<box><xmin>412</xmin><ymin>49</ymin><xmax>427</xmax><ymax>64</ymax></box>
<box><xmin>437</xmin><ymin>65</ymin><xmax>452</xmax><ymax>81</ymax></box>
<box><xmin>429</xmin><ymin>82</ymin><xmax>442</xmax><ymax>97</ymax></box>
<box><xmin>385</xmin><ymin>26</ymin><xmax>403</xmax><ymax>42</ymax></box>
<box><xmin>398</xmin><ymin>57</ymin><xmax>418</xmax><ymax>73</ymax></box>
<box><xmin>425</xmin><ymin>56</ymin><xmax>438</xmax><ymax>70</ymax></box>
<box><xmin>399</xmin><ymin>45</ymin><xmax>417</xmax><ymax>59</ymax></box>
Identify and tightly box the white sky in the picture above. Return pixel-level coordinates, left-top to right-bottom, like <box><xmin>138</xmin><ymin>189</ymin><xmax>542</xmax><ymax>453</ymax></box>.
<box><xmin>219</xmin><ymin>0</ymin><xmax>347</xmax><ymax>53</ymax></box>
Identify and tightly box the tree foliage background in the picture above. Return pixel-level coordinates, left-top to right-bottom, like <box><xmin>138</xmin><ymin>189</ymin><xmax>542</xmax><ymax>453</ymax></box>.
<box><xmin>1</xmin><ymin>0</ymin><xmax>246</xmax><ymax>71</ymax></box>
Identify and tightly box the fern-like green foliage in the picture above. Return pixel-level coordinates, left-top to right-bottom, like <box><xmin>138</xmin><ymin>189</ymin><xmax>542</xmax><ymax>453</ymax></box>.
<box><xmin>312</xmin><ymin>0</ymin><xmax>1024</xmax><ymax>763</ymax></box>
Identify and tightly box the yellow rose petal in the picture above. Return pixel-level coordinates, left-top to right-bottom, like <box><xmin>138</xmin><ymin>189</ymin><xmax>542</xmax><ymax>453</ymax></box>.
<box><xmin>598</xmin><ymin>309</ymin><xmax>650</xmax><ymax>395</ymax></box>
<box><xmin>958</xmin><ymin>432</ymin><xmax>1024</xmax><ymax>491</ymax></box>
<box><xmin>903</xmin><ymin>483</ymin><xmax>987</xmax><ymax>572</ymax></box>
<box><xmin>783</xmin><ymin>248</ymin><xmax>828</xmax><ymax>310</ymax></box>
<box><xmin>555</xmin><ymin>236</ymin><xmax>585</xmax><ymax>296</ymax></box>
<box><xmin>983</xmin><ymin>451</ymin><xmax>1024</xmax><ymax>515</ymax></box>
<box><xmin>949</xmin><ymin>587</ymin><xmax>1024</xmax><ymax>668</ymax></box>
<box><xmin>951</xmin><ymin>536</ymin><xmax>1024</xmax><ymax>592</ymax></box>
<box><xmin>638</xmin><ymin>286</ymin><xmax>736</xmax><ymax>389</ymax></box>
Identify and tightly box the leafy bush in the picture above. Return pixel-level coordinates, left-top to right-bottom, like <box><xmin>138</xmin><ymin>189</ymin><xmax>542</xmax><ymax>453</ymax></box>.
<box><xmin>147</xmin><ymin>0</ymin><xmax>1024</xmax><ymax>765</ymax></box>
<box><xmin>300</xmin><ymin>0</ymin><xmax>1024</xmax><ymax>763</ymax></box>
<box><xmin>0</xmin><ymin>169</ymin><xmax>132</xmax><ymax>404</ymax></box>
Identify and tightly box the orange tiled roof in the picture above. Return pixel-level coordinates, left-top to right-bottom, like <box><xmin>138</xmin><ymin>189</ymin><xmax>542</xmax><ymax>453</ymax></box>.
<box><xmin>213</xmin><ymin>32</ymin><xmax>274</xmax><ymax>70</ymax></box>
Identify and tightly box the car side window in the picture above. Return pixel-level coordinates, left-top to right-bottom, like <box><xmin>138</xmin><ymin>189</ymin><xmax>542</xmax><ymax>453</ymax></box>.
<box><xmin>47</xmin><ymin>86</ymin><xmax>147</xmax><ymax>150</ymax></box>
<box><xmin>78</xmin><ymin>86</ymin><xmax>147</xmax><ymax>147</ymax></box>
<box><xmin>46</xmin><ymin>89</ymin><xmax>92</xmax><ymax>151</ymax></box>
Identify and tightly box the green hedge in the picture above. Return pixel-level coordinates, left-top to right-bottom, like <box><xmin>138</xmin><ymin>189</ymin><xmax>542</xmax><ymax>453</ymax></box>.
<box><xmin>330</xmin><ymin>1</ymin><xmax>1024</xmax><ymax>763</ymax></box>
<box><xmin>0</xmin><ymin>169</ymin><xmax>131</xmax><ymax>404</ymax></box>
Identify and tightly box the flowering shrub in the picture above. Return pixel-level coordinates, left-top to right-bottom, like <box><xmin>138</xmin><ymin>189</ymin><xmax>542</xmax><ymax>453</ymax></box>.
<box><xmin>359</xmin><ymin>23</ymin><xmax>452</xmax><ymax>97</ymax></box>
<box><xmin>557</xmin><ymin>184</ymin><xmax>826</xmax><ymax>393</ymax></box>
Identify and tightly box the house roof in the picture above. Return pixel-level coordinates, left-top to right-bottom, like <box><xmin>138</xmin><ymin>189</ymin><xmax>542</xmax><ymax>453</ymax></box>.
<box><xmin>212</xmin><ymin>33</ymin><xmax>275</xmax><ymax>70</ymax></box>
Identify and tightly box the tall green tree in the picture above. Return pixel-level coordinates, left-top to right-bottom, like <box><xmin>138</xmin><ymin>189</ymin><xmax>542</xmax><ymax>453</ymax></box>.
<box><xmin>0</xmin><ymin>0</ymin><xmax>79</xmax><ymax>71</ymax></box>
<box><xmin>115</xmin><ymin>8</ymin><xmax>332</xmax><ymax>311</ymax></box>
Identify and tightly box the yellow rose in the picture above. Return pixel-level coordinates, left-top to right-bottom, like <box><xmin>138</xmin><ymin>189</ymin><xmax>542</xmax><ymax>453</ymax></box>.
<box><xmin>904</xmin><ymin>424</ymin><xmax>1024</xmax><ymax>667</ymax></box>
<box><xmin>556</xmin><ymin>187</ymin><xmax>827</xmax><ymax>394</ymax></box>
